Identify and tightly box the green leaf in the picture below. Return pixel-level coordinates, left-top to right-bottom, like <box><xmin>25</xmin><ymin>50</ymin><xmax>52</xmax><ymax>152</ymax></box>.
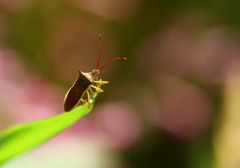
<box><xmin>0</xmin><ymin>97</ymin><xmax>96</xmax><ymax>165</ymax></box>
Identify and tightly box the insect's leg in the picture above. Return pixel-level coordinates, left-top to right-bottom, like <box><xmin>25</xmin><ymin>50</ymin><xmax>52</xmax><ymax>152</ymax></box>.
<box><xmin>80</xmin><ymin>98</ymin><xmax>87</xmax><ymax>104</ymax></box>
<box><xmin>91</xmin><ymin>84</ymin><xmax>104</xmax><ymax>92</ymax></box>
<box><xmin>89</xmin><ymin>87</ymin><xmax>97</xmax><ymax>99</ymax></box>
<box><xmin>86</xmin><ymin>91</ymin><xmax>91</xmax><ymax>109</ymax></box>
<box><xmin>80</xmin><ymin>97</ymin><xmax>90</xmax><ymax>109</ymax></box>
<box><xmin>89</xmin><ymin>87</ymin><xmax>94</xmax><ymax>94</ymax></box>
<box><xmin>94</xmin><ymin>79</ymin><xmax>108</xmax><ymax>86</ymax></box>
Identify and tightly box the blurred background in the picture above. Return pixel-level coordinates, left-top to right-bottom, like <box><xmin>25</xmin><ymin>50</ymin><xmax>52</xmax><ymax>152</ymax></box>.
<box><xmin>1</xmin><ymin>0</ymin><xmax>240</xmax><ymax>168</ymax></box>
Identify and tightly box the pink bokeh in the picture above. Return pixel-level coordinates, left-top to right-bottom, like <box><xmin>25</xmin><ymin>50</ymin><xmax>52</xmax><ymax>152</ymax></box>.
<box><xmin>0</xmin><ymin>46</ymin><xmax>62</xmax><ymax>129</ymax></box>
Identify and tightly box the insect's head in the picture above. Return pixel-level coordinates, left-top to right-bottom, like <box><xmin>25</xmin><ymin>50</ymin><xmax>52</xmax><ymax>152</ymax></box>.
<box><xmin>91</xmin><ymin>69</ymin><xmax>100</xmax><ymax>77</ymax></box>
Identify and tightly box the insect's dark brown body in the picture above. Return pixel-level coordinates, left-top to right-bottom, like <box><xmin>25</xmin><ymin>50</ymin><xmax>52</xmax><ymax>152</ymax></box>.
<box><xmin>64</xmin><ymin>71</ymin><xmax>92</xmax><ymax>112</ymax></box>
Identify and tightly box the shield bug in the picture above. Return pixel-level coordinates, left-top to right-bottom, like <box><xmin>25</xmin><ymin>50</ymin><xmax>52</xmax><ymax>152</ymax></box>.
<box><xmin>63</xmin><ymin>34</ymin><xmax>126</xmax><ymax>112</ymax></box>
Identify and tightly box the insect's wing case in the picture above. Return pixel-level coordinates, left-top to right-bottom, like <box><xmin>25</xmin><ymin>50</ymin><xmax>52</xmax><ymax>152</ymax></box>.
<box><xmin>64</xmin><ymin>71</ymin><xmax>92</xmax><ymax>112</ymax></box>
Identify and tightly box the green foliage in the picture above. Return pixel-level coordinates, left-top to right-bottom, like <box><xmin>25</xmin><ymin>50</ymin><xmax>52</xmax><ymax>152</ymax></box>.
<box><xmin>0</xmin><ymin>98</ymin><xmax>95</xmax><ymax>165</ymax></box>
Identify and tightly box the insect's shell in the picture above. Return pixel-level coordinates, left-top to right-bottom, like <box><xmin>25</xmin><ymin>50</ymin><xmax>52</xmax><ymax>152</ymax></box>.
<box><xmin>63</xmin><ymin>71</ymin><xmax>94</xmax><ymax>112</ymax></box>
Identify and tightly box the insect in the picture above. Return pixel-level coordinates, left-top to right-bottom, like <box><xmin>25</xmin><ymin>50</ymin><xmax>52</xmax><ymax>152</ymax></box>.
<box><xmin>63</xmin><ymin>34</ymin><xmax>126</xmax><ymax>112</ymax></box>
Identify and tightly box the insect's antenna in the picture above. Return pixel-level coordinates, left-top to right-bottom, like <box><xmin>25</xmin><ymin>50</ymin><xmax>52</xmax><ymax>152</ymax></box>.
<box><xmin>96</xmin><ymin>34</ymin><xmax>102</xmax><ymax>70</ymax></box>
<box><xmin>99</xmin><ymin>57</ymin><xmax>127</xmax><ymax>71</ymax></box>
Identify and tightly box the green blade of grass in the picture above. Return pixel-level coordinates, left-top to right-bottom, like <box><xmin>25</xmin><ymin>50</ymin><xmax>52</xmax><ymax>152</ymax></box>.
<box><xmin>0</xmin><ymin>97</ymin><xmax>96</xmax><ymax>165</ymax></box>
